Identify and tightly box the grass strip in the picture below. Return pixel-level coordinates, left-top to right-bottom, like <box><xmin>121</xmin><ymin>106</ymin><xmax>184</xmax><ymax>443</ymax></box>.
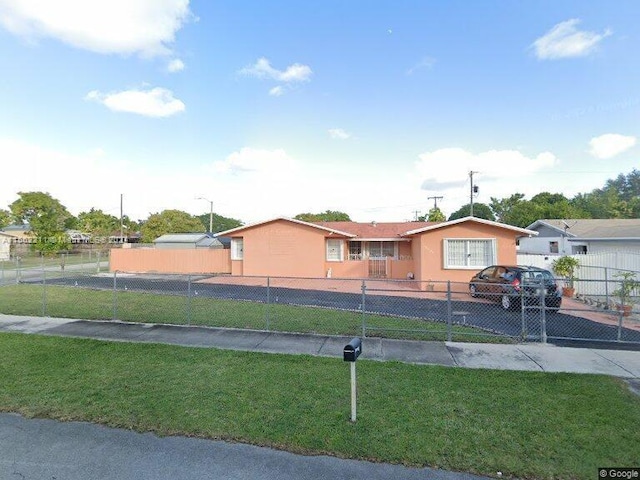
<box><xmin>1</xmin><ymin>332</ymin><xmax>638</xmax><ymax>479</ymax></box>
<box><xmin>0</xmin><ymin>284</ymin><xmax>511</xmax><ymax>342</ymax></box>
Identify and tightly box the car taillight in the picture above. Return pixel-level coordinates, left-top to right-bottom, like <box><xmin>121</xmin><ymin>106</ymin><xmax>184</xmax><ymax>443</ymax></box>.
<box><xmin>511</xmin><ymin>278</ymin><xmax>520</xmax><ymax>291</ymax></box>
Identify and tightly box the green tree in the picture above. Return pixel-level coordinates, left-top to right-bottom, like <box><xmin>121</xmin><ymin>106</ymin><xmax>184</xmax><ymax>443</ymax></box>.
<box><xmin>489</xmin><ymin>193</ymin><xmax>525</xmax><ymax>223</ymax></box>
<box><xmin>448</xmin><ymin>203</ymin><xmax>495</xmax><ymax>221</ymax></box>
<box><xmin>140</xmin><ymin>210</ymin><xmax>205</xmax><ymax>243</ymax></box>
<box><xmin>9</xmin><ymin>191</ymin><xmax>72</xmax><ymax>254</ymax></box>
<box><xmin>0</xmin><ymin>209</ymin><xmax>11</xmax><ymax>229</ymax></box>
<box><xmin>76</xmin><ymin>208</ymin><xmax>120</xmax><ymax>241</ymax></box>
<box><xmin>294</xmin><ymin>210</ymin><xmax>351</xmax><ymax>222</ymax></box>
<box><xmin>425</xmin><ymin>207</ymin><xmax>446</xmax><ymax>222</ymax></box>
<box><xmin>196</xmin><ymin>213</ymin><xmax>243</xmax><ymax>234</ymax></box>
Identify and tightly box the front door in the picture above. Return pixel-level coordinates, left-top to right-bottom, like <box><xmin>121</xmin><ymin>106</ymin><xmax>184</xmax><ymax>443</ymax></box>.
<box><xmin>367</xmin><ymin>241</ymin><xmax>395</xmax><ymax>278</ymax></box>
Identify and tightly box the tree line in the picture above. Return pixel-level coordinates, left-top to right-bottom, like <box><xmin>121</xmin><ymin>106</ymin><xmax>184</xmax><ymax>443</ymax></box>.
<box><xmin>447</xmin><ymin>168</ymin><xmax>640</xmax><ymax>227</ymax></box>
<box><xmin>1</xmin><ymin>168</ymin><xmax>637</xmax><ymax>254</ymax></box>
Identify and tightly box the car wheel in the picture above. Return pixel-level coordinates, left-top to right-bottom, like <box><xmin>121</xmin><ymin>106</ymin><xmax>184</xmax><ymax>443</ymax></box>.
<box><xmin>469</xmin><ymin>284</ymin><xmax>478</xmax><ymax>298</ymax></box>
<box><xmin>501</xmin><ymin>294</ymin><xmax>514</xmax><ymax>311</ymax></box>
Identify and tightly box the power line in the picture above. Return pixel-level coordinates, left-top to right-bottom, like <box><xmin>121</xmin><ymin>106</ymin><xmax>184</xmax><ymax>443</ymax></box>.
<box><xmin>427</xmin><ymin>196</ymin><xmax>443</xmax><ymax>209</ymax></box>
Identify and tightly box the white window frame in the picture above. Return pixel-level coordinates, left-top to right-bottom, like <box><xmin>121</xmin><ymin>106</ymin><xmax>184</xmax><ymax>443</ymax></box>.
<box><xmin>443</xmin><ymin>238</ymin><xmax>496</xmax><ymax>269</ymax></box>
<box><xmin>326</xmin><ymin>239</ymin><xmax>343</xmax><ymax>262</ymax></box>
<box><xmin>367</xmin><ymin>241</ymin><xmax>397</xmax><ymax>259</ymax></box>
<box><xmin>231</xmin><ymin>238</ymin><xmax>244</xmax><ymax>260</ymax></box>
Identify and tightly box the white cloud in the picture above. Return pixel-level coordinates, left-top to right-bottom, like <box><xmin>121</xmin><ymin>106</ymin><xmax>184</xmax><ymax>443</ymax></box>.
<box><xmin>328</xmin><ymin>128</ymin><xmax>351</xmax><ymax>140</ymax></box>
<box><xmin>416</xmin><ymin>148</ymin><xmax>558</xmax><ymax>191</ymax></box>
<box><xmin>269</xmin><ymin>86</ymin><xmax>285</xmax><ymax>97</ymax></box>
<box><xmin>278</xmin><ymin>63</ymin><xmax>313</xmax><ymax>83</ymax></box>
<box><xmin>239</xmin><ymin>57</ymin><xmax>312</xmax><ymax>94</ymax></box>
<box><xmin>85</xmin><ymin>87</ymin><xmax>185</xmax><ymax>117</ymax></box>
<box><xmin>532</xmin><ymin>19</ymin><xmax>612</xmax><ymax>60</ymax></box>
<box><xmin>0</xmin><ymin>0</ymin><xmax>192</xmax><ymax>58</ymax></box>
<box><xmin>406</xmin><ymin>56</ymin><xmax>436</xmax><ymax>75</ymax></box>
<box><xmin>239</xmin><ymin>57</ymin><xmax>313</xmax><ymax>83</ymax></box>
<box><xmin>588</xmin><ymin>134</ymin><xmax>637</xmax><ymax>159</ymax></box>
<box><xmin>167</xmin><ymin>58</ymin><xmax>185</xmax><ymax>72</ymax></box>
<box><xmin>212</xmin><ymin>147</ymin><xmax>297</xmax><ymax>175</ymax></box>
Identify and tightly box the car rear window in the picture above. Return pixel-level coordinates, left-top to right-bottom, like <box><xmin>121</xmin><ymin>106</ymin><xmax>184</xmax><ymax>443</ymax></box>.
<box><xmin>521</xmin><ymin>270</ymin><xmax>554</xmax><ymax>281</ymax></box>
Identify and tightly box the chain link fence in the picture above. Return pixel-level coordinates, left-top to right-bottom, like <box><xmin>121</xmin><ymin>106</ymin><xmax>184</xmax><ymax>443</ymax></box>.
<box><xmin>2</xmin><ymin>267</ymin><xmax>639</xmax><ymax>345</ymax></box>
<box><xmin>0</xmin><ymin>250</ymin><xmax>110</xmax><ymax>285</ymax></box>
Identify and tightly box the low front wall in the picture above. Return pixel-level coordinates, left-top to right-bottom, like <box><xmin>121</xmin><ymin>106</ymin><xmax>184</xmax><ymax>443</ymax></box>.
<box><xmin>110</xmin><ymin>248</ymin><xmax>231</xmax><ymax>274</ymax></box>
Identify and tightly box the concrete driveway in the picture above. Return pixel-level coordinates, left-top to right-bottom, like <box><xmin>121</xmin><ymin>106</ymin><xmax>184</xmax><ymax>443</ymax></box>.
<box><xmin>28</xmin><ymin>274</ymin><xmax>640</xmax><ymax>346</ymax></box>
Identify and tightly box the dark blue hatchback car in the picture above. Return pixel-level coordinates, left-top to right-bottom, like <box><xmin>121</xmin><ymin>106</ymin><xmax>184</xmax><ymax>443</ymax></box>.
<box><xmin>469</xmin><ymin>265</ymin><xmax>562</xmax><ymax>312</ymax></box>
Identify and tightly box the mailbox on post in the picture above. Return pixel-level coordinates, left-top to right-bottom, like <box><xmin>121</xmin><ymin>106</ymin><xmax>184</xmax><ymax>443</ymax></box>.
<box><xmin>343</xmin><ymin>337</ymin><xmax>362</xmax><ymax>422</ymax></box>
<box><xmin>343</xmin><ymin>337</ymin><xmax>362</xmax><ymax>362</ymax></box>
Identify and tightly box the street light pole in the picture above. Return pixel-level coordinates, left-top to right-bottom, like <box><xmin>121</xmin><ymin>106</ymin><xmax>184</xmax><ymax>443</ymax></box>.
<box><xmin>196</xmin><ymin>197</ymin><xmax>213</xmax><ymax>233</ymax></box>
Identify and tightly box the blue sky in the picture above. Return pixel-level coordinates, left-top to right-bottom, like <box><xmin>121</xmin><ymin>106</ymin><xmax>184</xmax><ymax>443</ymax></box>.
<box><xmin>0</xmin><ymin>0</ymin><xmax>638</xmax><ymax>224</ymax></box>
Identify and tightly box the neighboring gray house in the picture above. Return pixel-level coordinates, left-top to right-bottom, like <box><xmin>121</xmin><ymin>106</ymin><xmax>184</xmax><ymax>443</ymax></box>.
<box><xmin>153</xmin><ymin>233</ymin><xmax>224</xmax><ymax>250</ymax></box>
<box><xmin>518</xmin><ymin>219</ymin><xmax>640</xmax><ymax>255</ymax></box>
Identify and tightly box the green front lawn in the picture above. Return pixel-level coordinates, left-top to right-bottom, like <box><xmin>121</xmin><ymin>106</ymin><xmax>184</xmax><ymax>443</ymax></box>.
<box><xmin>1</xmin><ymin>332</ymin><xmax>638</xmax><ymax>479</ymax></box>
<box><xmin>0</xmin><ymin>284</ymin><xmax>511</xmax><ymax>342</ymax></box>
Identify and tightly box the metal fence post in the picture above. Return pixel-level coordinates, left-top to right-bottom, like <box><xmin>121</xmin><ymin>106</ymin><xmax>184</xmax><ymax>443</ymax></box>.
<box><xmin>446</xmin><ymin>281</ymin><xmax>452</xmax><ymax>342</ymax></box>
<box><xmin>539</xmin><ymin>286</ymin><xmax>547</xmax><ymax>344</ymax></box>
<box><xmin>15</xmin><ymin>256</ymin><xmax>21</xmax><ymax>284</ymax></box>
<box><xmin>41</xmin><ymin>254</ymin><xmax>47</xmax><ymax>318</ymax></box>
<box><xmin>266</xmin><ymin>276</ymin><xmax>271</xmax><ymax>331</ymax></box>
<box><xmin>186</xmin><ymin>274</ymin><xmax>192</xmax><ymax>326</ymax></box>
<box><xmin>361</xmin><ymin>280</ymin><xmax>366</xmax><ymax>338</ymax></box>
<box><xmin>112</xmin><ymin>271</ymin><xmax>117</xmax><ymax>321</ymax></box>
<box><xmin>96</xmin><ymin>250</ymin><xmax>101</xmax><ymax>274</ymax></box>
<box><xmin>617</xmin><ymin>310</ymin><xmax>624</xmax><ymax>342</ymax></box>
<box><xmin>604</xmin><ymin>267</ymin><xmax>610</xmax><ymax>308</ymax></box>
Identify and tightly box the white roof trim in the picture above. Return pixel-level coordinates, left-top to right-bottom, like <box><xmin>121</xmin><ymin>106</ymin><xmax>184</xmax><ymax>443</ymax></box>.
<box><xmin>525</xmin><ymin>220</ymin><xmax>577</xmax><ymax>237</ymax></box>
<box><xmin>215</xmin><ymin>217</ymin><xmax>357</xmax><ymax>238</ymax></box>
<box><xmin>403</xmin><ymin>216</ymin><xmax>538</xmax><ymax>237</ymax></box>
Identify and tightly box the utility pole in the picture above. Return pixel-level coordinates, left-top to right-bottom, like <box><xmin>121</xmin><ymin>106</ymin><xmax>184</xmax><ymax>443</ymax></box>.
<box><xmin>427</xmin><ymin>196</ymin><xmax>443</xmax><ymax>209</ymax></box>
<box><xmin>196</xmin><ymin>197</ymin><xmax>214</xmax><ymax>233</ymax></box>
<box><xmin>412</xmin><ymin>210</ymin><xmax>421</xmax><ymax>221</ymax></box>
<box><xmin>469</xmin><ymin>171</ymin><xmax>478</xmax><ymax>217</ymax></box>
<box><xmin>120</xmin><ymin>193</ymin><xmax>124</xmax><ymax>241</ymax></box>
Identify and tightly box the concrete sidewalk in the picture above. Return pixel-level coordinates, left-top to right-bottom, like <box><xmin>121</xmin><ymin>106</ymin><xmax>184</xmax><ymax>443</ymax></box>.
<box><xmin>1</xmin><ymin>314</ymin><xmax>639</xmax><ymax>379</ymax></box>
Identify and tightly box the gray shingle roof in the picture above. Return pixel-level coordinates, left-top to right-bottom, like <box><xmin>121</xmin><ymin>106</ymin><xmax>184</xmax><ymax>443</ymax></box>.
<box><xmin>154</xmin><ymin>233</ymin><xmax>210</xmax><ymax>243</ymax></box>
<box><xmin>531</xmin><ymin>219</ymin><xmax>640</xmax><ymax>239</ymax></box>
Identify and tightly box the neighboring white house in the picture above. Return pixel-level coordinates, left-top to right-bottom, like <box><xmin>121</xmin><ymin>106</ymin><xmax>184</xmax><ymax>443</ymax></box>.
<box><xmin>0</xmin><ymin>232</ymin><xmax>14</xmax><ymax>260</ymax></box>
<box><xmin>153</xmin><ymin>233</ymin><xmax>224</xmax><ymax>249</ymax></box>
<box><xmin>518</xmin><ymin>219</ymin><xmax>640</xmax><ymax>255</ymax></box>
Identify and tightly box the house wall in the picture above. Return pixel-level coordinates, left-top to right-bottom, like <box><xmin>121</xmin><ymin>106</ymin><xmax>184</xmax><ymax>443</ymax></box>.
<box><xmin>233</xmin><ymin>220</ymin><xmax>330</xmax><ymax>277</ymax></box>
<box><xmin>110</xmin><ymin>248</ymin><xmax>231</xmax><ymax>274</ymax></box>
<box><xmin>155</xmin><ymin>243</ymin><xmax>197</xmax><ymax>249</ymax></box>
<box><xmin>413</xmin><ymin>223</ymin><xmax>519</xmax><ymax>284</ymax></box>
<box><xmin>518</xmin><ymin>235</ymin><xmax>576</xmax><ymax>255</ymax></box>
<box><xmin>582</xmin><ymin>241</ymin><xmax>640</xmax><ymax>255</ymax></box>
<box><xmin>0</xmin><ymin>235</ymin><xmax>11</xmax><ymax>261</ymax></box>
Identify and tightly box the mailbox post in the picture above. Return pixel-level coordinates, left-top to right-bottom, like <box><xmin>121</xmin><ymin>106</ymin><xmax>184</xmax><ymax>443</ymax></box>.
<box><xmin>343</xmin><ymin>337</ymin><xmax>362</xmax><ymax>422</ymax></box>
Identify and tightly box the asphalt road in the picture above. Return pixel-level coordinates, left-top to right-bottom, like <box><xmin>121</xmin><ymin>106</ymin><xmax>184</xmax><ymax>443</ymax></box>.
<box><xmin>0</xmin><ymin>413</ymin><xmax>489</xmax><ymax>480</ymax></box>
<box><xmin>23</xmin><ymin>274</ymin><xmax>640</xmax><ymax>346</ymax></box>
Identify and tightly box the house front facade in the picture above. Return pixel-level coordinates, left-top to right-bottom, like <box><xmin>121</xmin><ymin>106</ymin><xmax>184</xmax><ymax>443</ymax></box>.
<box><xmin>216</xmin><ymin>216</ymin><xmax>535</xmax><ymax>284</ymax></box>
<box><xmin>518</xmin><ymin>219</ymin><xmax>640</xmax><ymax>256</ymax></box>
<box><xmin>0</xmin><ymin>232</ymin><xmax>13</xmax><ymax>260</ymax></box>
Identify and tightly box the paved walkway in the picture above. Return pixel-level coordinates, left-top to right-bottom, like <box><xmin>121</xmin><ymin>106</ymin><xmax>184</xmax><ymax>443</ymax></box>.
<box><xmin>1</xmin><ymin>314</ymin><xmax>639</xmax><ymax>379</ymax></box>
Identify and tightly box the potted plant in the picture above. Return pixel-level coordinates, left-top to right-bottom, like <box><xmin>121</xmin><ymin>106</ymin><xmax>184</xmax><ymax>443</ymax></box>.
<box><xmin>551</xmin><ymin>256</ymin><xmax>580</xmax><ymax>297</ymax></box>
<box><xmin>612</xmin><ymin>271</ymin><xmax>640</xmax><ymax>317</ymax></box>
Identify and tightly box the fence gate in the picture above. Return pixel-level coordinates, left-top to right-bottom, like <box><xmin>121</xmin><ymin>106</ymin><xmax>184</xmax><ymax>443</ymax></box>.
<box><xmin>368</xmin><ymin>257</ymin><xmax>387</xmax><ymax>278</ymax></box>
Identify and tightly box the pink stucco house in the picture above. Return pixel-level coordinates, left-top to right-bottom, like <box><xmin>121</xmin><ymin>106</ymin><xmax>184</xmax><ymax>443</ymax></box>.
<box><xmin>215</xmin><ymin>216</ymin><xmax>536</xmax><ymax>284</ymax></box>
